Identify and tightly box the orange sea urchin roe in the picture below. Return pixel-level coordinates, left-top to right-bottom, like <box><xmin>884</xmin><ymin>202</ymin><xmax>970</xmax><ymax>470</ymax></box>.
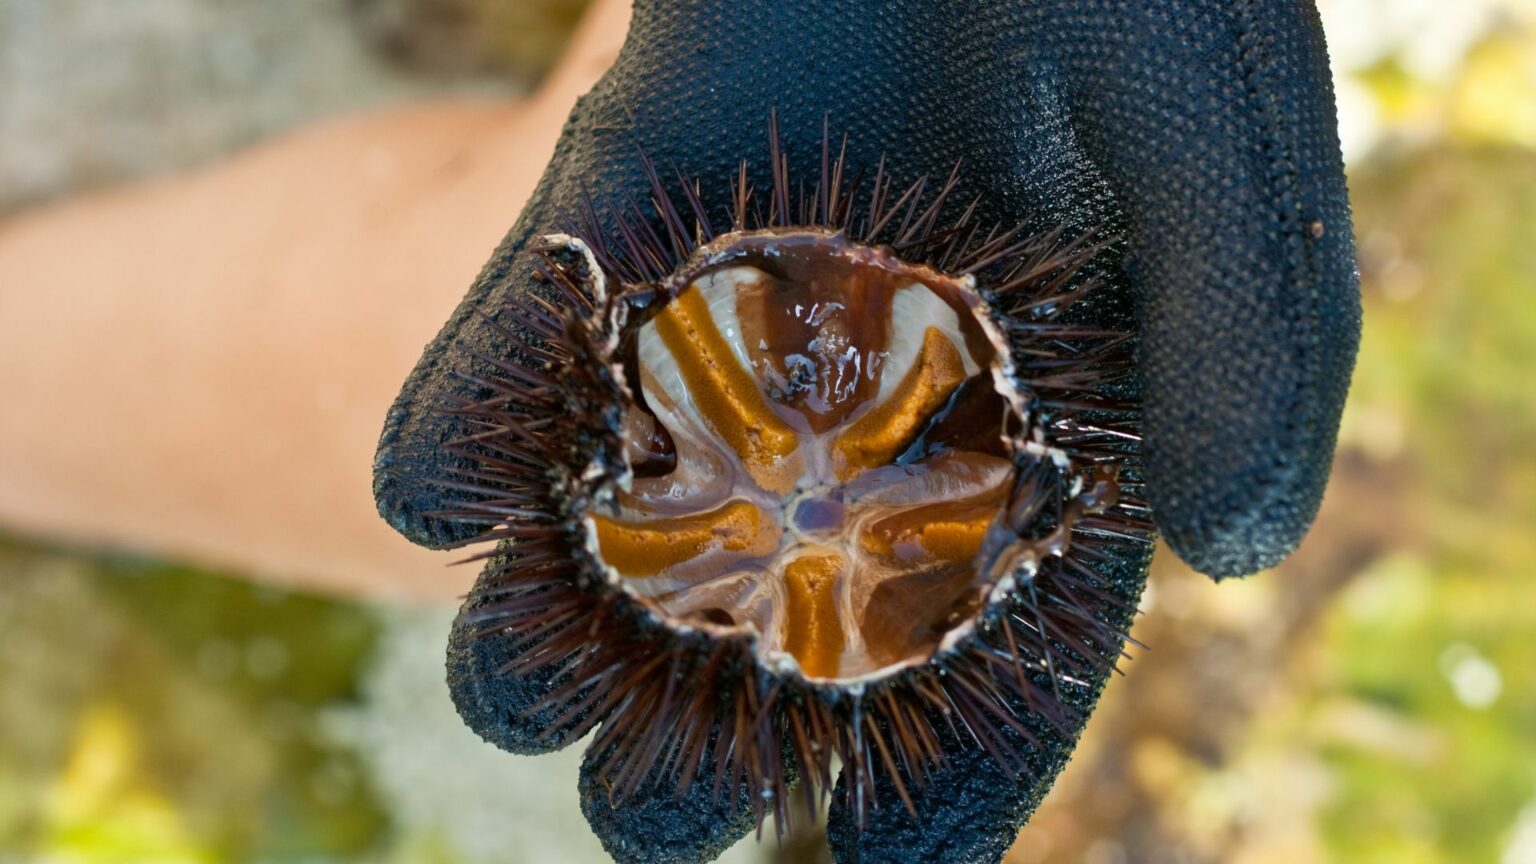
<box><xmin>593</xmin><ymin>232</ymin><xmax>1016</xmax><ymax>682</ymax></box>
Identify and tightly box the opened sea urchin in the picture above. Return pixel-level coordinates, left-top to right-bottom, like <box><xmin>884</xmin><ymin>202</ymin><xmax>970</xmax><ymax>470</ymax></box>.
<box><xmin>437</xmin><ymin>119</ymin><xmax>1154</xmax><ymax>863</ymax></box>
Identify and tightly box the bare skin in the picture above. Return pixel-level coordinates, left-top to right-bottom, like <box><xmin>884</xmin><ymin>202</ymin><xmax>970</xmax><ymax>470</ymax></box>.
<box><xmin>0</xmin><ymin>0</ymin><xmax>631</xmax><ymax>601</ymax></box>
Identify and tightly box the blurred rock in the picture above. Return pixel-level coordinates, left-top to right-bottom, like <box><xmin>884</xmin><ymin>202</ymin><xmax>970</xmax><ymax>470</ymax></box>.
<box><xmin>349</xmin><ymin>0</ymin><xmax>588</xmax><ymax>83</ymax></box>
<box><xmin>0</xmin><ymin>0</ymin><xmax>581</xmax><ymax>213</ymax></box>
<box><xmin>336</xmin><ymin>606</ymin><xmax>768</xmax><ymax>864</ymax></box>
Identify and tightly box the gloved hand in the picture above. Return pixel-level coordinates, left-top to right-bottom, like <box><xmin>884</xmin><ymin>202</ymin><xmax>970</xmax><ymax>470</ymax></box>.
<box><xmin>372</xmin><ymin>1</ymin><xmax>1360</xmax><ymax>862</ymax></box>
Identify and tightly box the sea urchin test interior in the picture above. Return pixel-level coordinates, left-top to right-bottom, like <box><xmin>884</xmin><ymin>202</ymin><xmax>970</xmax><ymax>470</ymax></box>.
<box><xmin>589</xmin><ymin>231</ymin><xmax>1029</xmax><ymax>682</ymax></box>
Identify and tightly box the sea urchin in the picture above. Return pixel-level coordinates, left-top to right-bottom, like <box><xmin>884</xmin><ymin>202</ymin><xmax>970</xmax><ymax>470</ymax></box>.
<box><xmin>435</xmin><ymin>117</ymin><xmax>1154</xmax><ymax>864</ymax></box>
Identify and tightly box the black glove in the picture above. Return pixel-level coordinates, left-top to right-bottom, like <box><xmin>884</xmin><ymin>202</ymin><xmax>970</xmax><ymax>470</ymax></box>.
<box><xmin>372</xmin><ymin>1</ymin><xmax>1359</xmax><ymax>862</ymax></box>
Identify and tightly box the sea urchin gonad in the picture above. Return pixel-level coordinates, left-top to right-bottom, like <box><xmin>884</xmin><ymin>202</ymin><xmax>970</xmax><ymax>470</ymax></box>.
<box><xmin>436</xmin><ymin>121</ymin><xmax>1155</xmax><ymax>864</ymax></box>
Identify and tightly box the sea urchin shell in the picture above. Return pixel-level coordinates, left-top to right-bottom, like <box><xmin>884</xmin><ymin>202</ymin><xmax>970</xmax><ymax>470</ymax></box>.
<box><xmin>436</xmin><ymin>117</ymin><xmax>1154</xmax><ymax>863</ymax></box>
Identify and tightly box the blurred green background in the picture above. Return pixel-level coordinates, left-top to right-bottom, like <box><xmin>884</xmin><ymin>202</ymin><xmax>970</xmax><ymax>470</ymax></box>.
<box><xmin>1</xmin><ymin>1</ymin><xmax>1533</xmax><ymax>862</ymax></box>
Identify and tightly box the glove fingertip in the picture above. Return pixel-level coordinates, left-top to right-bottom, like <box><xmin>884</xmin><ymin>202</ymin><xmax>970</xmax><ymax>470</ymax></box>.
<box><xmin>578</xmin><ymin>734</ymin><xmax>759</xmax><ymax>864</ymax></box>
<box><xmin>825</xmin><ymin>742</ymin><xmax>1043</xmax><ymax>864</ymax></box>
<box><xmin>446</xmin><ymin>558</ymin><xmax>597</xmax><ymax>755</ymax></box>
<box><xmin>1153</xmin><ymin>459</ymin><xmax>1330</xmax><ymax>580</ymax></box>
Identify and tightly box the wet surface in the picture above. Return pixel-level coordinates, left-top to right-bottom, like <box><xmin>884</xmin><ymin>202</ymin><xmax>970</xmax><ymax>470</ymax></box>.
<box><xmin>592</xmin><ymin>232</ymin><xmax>1023</xmax><ymax>681</ymax></box>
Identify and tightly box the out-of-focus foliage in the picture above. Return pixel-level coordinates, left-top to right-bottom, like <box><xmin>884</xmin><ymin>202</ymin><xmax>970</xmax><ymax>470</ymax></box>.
<box><xmin>1449</xmin><ymin>25</ymin><xmax>1536</xmax><ymax>148</ymax></box>
<box><xmin>1313</xmin><ymin>144</ymin><xmax>1536</xmax><ymax>864</ymax></box>
<box><xmin>0</xmin><ymin>541</ymin><xmax>751</xmax><ymax>864</ymax></box>
<box><xmin>0</xmin><ymin>544</ymin><xmax>387</xmax><ymax>862</ymax></box>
